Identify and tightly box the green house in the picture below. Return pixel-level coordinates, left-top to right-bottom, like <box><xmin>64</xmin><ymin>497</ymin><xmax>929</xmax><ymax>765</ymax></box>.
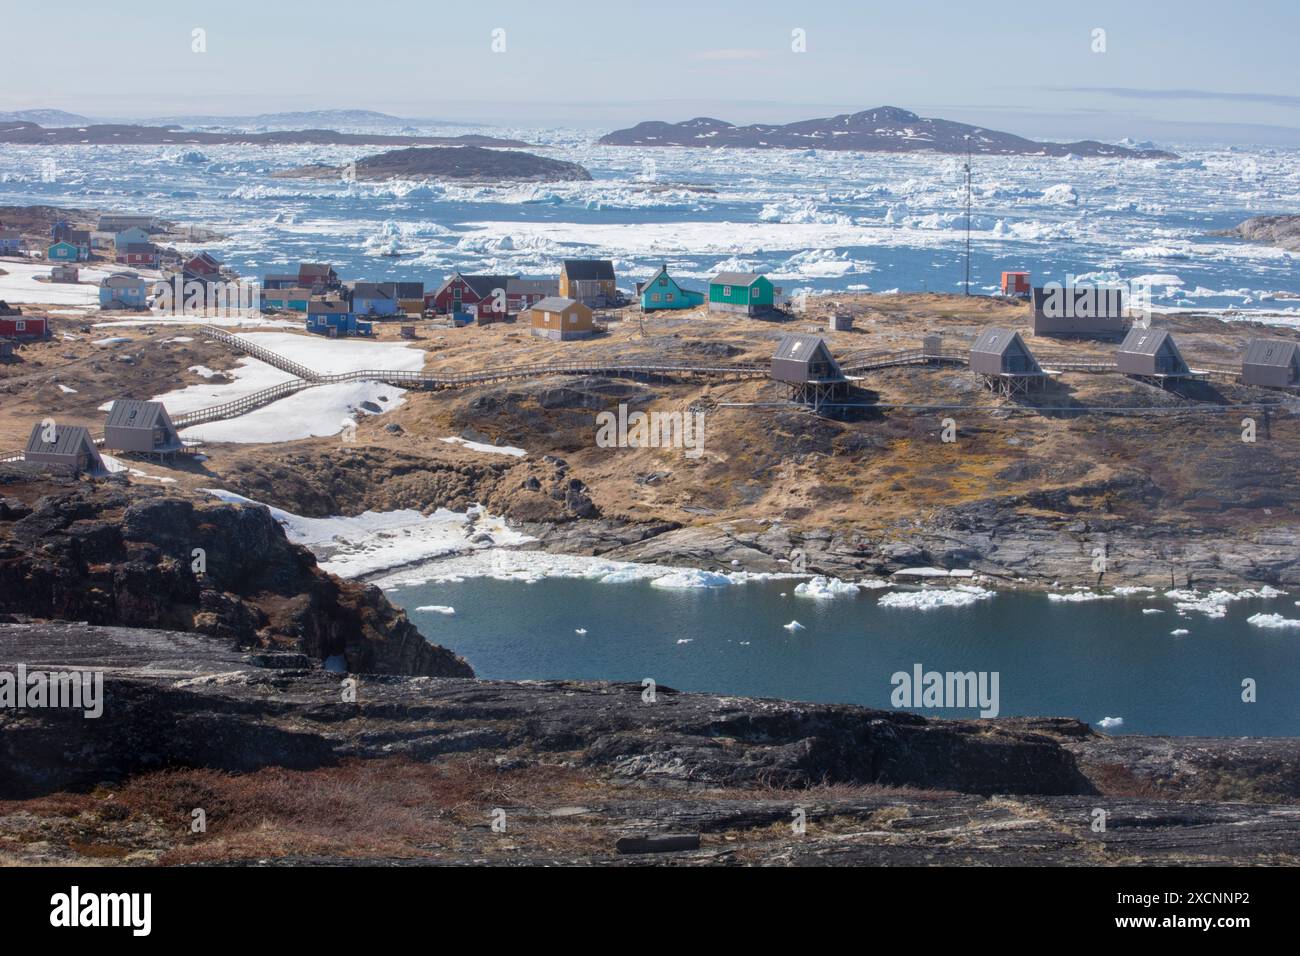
<box><xmin>638</xmin><ymin>265</ymin><xmax>704</xmax><ymax>311</ymax></box>
<box><xmin>708</xmin><ymin>271</ymin><xmax>775</xmax><ymax>315</ymax></box>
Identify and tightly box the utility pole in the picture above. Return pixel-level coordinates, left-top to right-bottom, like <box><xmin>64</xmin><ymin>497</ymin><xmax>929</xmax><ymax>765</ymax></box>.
<box><xmin>964</xmin><ymin>134</ymin><xmax>972</xmax><ymax>296</ymax></box>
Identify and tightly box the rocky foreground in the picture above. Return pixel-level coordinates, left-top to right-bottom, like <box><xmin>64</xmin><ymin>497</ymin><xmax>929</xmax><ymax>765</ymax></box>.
<box><xmin>1</xmin><ymin>621</ymin><xmax>1297</xmax><ymax>865</ymax></box>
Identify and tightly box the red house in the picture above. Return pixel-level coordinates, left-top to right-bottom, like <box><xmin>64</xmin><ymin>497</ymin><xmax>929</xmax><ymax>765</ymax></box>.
<box><xmin>0</xmin><ymin>315</ymin><xmax>48</xmax><ymax>339</ymax></box>
<box><xmin>184</xmin><ymin>252</ymin><xmax>222</xmax><ymax>282</ymax></box>
<box><xmin>1001</xmin><ymin>271</ymin><xmax>1031</xmax><ymax>298</ymax></box>
<box><xmin>117</xmin><ymin>242</ymin><xmax>160</xmax><ymax>268</ymax></box>
<box><xmin>426</xmin><ymin>273</ymin><xmax>517</xmax><ymax>319</ymax></box>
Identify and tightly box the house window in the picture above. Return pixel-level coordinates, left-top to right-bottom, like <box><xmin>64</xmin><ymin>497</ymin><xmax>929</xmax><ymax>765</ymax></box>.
<box><xmin>658</xmin><ymin>278</ymin><xmax>667</xmax><ymax>286</ymax></box>
<box><xmin>15</xmin><ymin>321</ymin><xmax>25</xmax><ymax>332</ymax></box>
<box><xmin>568</xmin><ymin>314</ymin><xmax>576</xmax><ymax>325</ymax></box>
<box><xmin>722</xmin><ymin>286</ymin><xmax>731</xmax><ymax>296</ymax></box>
<box><xmin>652</xmin><ymin>293</ymin><xmax>660</xmax><ymax>302</ymax></box>
<box><xmin>666</xmin><ymin>293</ymin><xmax>674</xmax><ymax>301</ymax></box>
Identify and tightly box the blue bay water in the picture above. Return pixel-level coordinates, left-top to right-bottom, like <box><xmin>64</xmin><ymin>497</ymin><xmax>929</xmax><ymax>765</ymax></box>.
<box><xmin>389</xmin><ymin>576</ymin><xmax>1300</xmax><ymax>736</ymax></box>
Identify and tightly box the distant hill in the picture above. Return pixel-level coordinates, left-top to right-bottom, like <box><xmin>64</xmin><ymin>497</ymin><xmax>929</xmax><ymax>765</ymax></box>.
<box><xmin>140</xmin><ymin>109</ymin><xmax>452</xmax><ymax>129</ymax></box>
<box><xmin>0</xmin><ymin>122</ymin><xmax>529</xmax><ymax>149</ymax></box>
<box><xmin>0</xmin><ymin>109</ymin><xmax>96</xmax><ymax>126</ymax></box>
<box><xmin>599</xmin><ymin>106</ymin><xmax>1177</xmax><ymax>159</ymax></box>
<box><xmin>275</xmin><ymin>146</ymin><xmax>591</xmax><ymax>182</ymax></box>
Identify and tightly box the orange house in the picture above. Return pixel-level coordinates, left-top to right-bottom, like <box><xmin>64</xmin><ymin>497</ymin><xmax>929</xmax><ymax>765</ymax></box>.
<box><xmin>1001</xmin><ymin>271</ymin><xmax>1031</xmax><ymax>297</ymax></box>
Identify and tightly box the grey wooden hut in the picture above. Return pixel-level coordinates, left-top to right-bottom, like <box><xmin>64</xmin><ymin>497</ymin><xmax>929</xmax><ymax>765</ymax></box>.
<box><xmin>1115</xmin><ymin>327</ymin><xmax>1191</xmax><ymax>381</ymax></box>
<box><xmin>1241</xmin><ymin>339</ymin><xmax>1300</xmax><ymax>389</ymax></box>
<box><xmin>770</xmin><ymin>333</ymin><xmax>847</xmax><ymax>409</ymax></box>
<box><xmin>103</xmin><ymin>399</ymin><xmax>183</xmax><ymax>458</ymax></box>
<box><xmin>23</xmin><ymin>423</ymin><xmax>103</xmax><ymax>474</ymax></box>
<box><xmin>1031</xmin><ymin>285</ymin><xmax>1127</xmax><ymax>338</ymax></box>
<box><xmin>969</xmin><ymin>327</ymin><xmax>1045</xmax><ymax>395</ymax></box>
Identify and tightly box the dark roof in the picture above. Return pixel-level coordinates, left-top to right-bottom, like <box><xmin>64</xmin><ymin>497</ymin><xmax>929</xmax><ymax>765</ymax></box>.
<box><xmin>66</xmin><ymin>229</ymin><xmax>90</xmax><ymax>244</ymax></box>
<box><xmin>121</xmin><ymin>242</ymin><xmax>158</xmax><ymax>254</ymax></box>
<box><xmin>561</xmin><ymin>259</ymin><xmax>615</xmax><ymax>281</ymax></box>
<box><xmin>25</xmin><ymin>422</ymin><xmax>96</xmax><ymax>457</ymax></box>
<box><xmin>393</xmin><ymin>281</ymin><xmax>424</xmax><ymax>298</ymax></box>
<box><xmin>263</xmin><ymin>273</ymin><xmax>299</xmax><ymax>282</ymax></box>
<box><xmin>307</xmin><ymin>299</ymin><xmax>351</xmax><ymax>314</ymax></box>
<box><xmin>971</xmin><ymin>327</ymin><xmax>1028</xmax><ymax>357</ymax></box>
<box><xmin>506</xmin><ymin>278</ymin><xmax>558</xmax><ymax>296</ymax></box>
<box><xmin>711</xmin><ymin>271</ymin><xmax>763</xmax><ymax>287</ymax></box>
<box><xmin>443</xmin><ymin>274</ymin><xmax>514</xmax><ymax>298</ymax></box>
<box><xmin>1243</xmin><ymin>338</ymin><xmax>1299</xmax><ymax>368</ymax></box>
<box><xmin>0</xmin><ymin>230</ymin><xmax>20</xmax><ymax>240</ymax></box>
<box><xmin>349</xmin><ymin>282</ymin><xmax>395</xmax><ymax>299</ymax></box>
<box><xmin>298</xmin><ymin>263</ymin><xmax>335</xmax><ymax>278</ymax></box>
<box><xmin>1118</xmin><ymin>327</ymin><xmax>1174</xmax><ymax>356</ymax></box>
<box><xmin>105</xmin><ymin>399</ymin><xmax>169</xmax><ymax>431</ymax></box>
<box><xmin>774</xmin><ymin>333</ymin><xmax>824</xmax><ymax>361</ymax></box>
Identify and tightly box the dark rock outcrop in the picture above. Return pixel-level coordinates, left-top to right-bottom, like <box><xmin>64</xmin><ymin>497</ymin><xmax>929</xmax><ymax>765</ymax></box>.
<box><xmin>0</xmin><ymin>469</ymin><xmax>470</xmax><ymax>678</ymax></box>
<box><xmin>276</xmin><ymin>146</ymin><xmax>591</xmax><ymax>182</ymax></box>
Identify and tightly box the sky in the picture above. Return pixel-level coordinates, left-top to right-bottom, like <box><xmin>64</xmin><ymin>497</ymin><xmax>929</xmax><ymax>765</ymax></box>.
<box><xmin>4</xmin><ymin>0</ymin><xmax>1300</xmax><ymax>144</ymax></box>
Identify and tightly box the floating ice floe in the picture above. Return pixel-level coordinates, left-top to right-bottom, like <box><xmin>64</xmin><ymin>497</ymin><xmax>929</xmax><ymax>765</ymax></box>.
<box><xmin>783</xmin><ymin>621</ymin><xmax>805</xmax><ymax>632</ymax></box>
<box><xmin>651</xmin><ymin>569</ymin><xmax>733</xmax><ymax>589</ymax></box>
<box><xmin>1164</xmin><ymin>586</ymin><xmax>1287</xmax><ymax>618</ymax></box>
<box><xmin>574</xmin><ymin>628</ymin><xmax>587</xmax><ymax>635</ymax></box>
<box><xmin>1142</xmin><ymin>608</ymin><xmax>1164</xmax><ymax>615</ymax></box>
<box><xmin>890</xmin><ymin>567</ymin><xmax>975</xmax><ymax>579</ymax></box>
<box><xmin>794</xmin><ymin>575</ymin><xmax>862</xmax><ymax>599</ymax></box>
<box><xmin>1097</xmin><ymin>717</ymin><xmax>1124</xmax><ymax>730</ymax></box>
<box><xmin>1171</xmin><ymin>629</ymin><xmax>1190</xmax><ymax>636</ymax></box>
<box><xmin>1246</xmin><ymin>613</ymin><xmax>1300</xmax><ymax>630</ymax></box>
<box><xmin>1047</xmin><ymin>591</ymin><xmax>1115</xmax><ymax>603</ymax></box>
<box><xmin>1112</xmin><ymin>586</ymin><xmax>1156</xmax><ymax>596</ymax></box>
<box><xmin>414</xmin><ymin>605</ymin><xmax>455</xmax><ymax>615</ymax></box>
<box><xmin>878</xmin><ymin>585</ymin><xmax>995</xmax><ymax>611</ymax></box>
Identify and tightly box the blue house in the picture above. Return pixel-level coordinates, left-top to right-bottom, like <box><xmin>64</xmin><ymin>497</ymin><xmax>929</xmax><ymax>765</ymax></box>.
<box><xmin>348</xmin><ymin>282</ymin><xmax>400</xmax><ymax>317</ymax></box>
<box><xmin>99</xmin><ymin>272</ymin><xmax>150</xmax><ymax>310</ymax></box>
<box><xmin>306</xmin><ymin>300</ymin><xmax>372</xmax><ymax>337</ymax></box>
<box><xmin>638</xmin><ymin>265</ymin><xmax>705</xmax><ymax>311</ymax></box>
<box><xmin>0</xmin><ymin>230</ymin><xmax>22</xmax><ymax>255</ymax></box>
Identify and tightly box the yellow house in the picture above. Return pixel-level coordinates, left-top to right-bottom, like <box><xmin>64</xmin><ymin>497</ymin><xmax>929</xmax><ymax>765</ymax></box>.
<box><xmin>527</xmin><ymin>296</ymin><xmax>594</xmax><ymax>340</ymax></box>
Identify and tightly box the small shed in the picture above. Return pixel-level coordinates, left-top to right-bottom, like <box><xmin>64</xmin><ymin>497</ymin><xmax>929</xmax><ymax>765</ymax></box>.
<box><xmin>708</xmin><ymin>272</ymin><xmax>775</xmax><ymax>315</ymax></box>
<box><xmin>104</xmin><ymin>399</ymin><xmax>183</xmax><ymax>456</ymax></box>
<box><xmin>970</xmin><ymin>327</ymin><xmax>1044</xmax><ymax>395</ymax></box>
<box><xmin>306</xmin><ymin>300</ymin><xmax>372</xmax><ymax>337</ymax></box>
<box><xmin>1116</xmin><ymin>327</ymin><xmax>1190</xmax><ymax>379</ymax></box>
<box><xmin>24</xmin><ymin>422</ymin><xmax>103</xmax><ymax>473</ymax></box>
<box><xmin>828</xmin><ymin>313</ymin><xmax>854</xmax><ymax>332</ymax></box>
<box><xmin>0</xmin><ymin>314</ymin><xmax>47</xmax><ymax>339</ymax></box>
<box><xmin>1241</xmin><ymin>339</ymin><xmax>1300</xmax><ymax>389</ymax></box>
<box><xmin>0</xmin><ymin>230</ymin><xmax>23</xmax><ymax>255</ymax></box>
<box><xmin>50</xmin><ymin>265</ymin><xmax>79</xmax><ymax>283</ymax></box>
<box><xmin>1001</xmin><ymin>271</ymin><xmax>1031</xmax><ymax>297</ymax></box>
<box><xmin>526</xmin><ymin>296</ymin><xmax>594</xmax><ymax>340</ymax></box>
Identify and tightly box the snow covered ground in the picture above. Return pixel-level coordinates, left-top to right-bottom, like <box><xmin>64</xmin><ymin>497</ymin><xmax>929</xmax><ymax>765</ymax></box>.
<box><xmin>0</xmin><ymin>258</ymin><xmax>110</xmax><ymax>306</ymax></box>
<box><xmin>180</xmin><ymin>380</ymin><xmax>404</xmax><ymax>442</ymax></box>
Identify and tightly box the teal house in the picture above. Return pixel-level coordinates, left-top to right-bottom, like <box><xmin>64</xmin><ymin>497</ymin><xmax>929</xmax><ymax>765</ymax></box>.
<box><xmin>708</xmin><ymin>271</ymin><xmax>775</xmax><ymax>315</ymax></box>
<box><xmin>637</xmin><ymin>265</ymin><xmax>704</xmax><ymax>311</ymax></box>
<box><xmin>47</xmin><ymin>240</ymin><xmax>82</xmax><ymax>262</ymax></box>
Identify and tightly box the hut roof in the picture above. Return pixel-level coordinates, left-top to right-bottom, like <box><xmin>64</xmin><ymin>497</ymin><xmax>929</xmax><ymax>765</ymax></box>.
<box><xmin>24</xmin><ymin>422</ymin><xmax>97</xmax><ymax>458</ymax></box>
<box><xmin>529</xmin><ymin>296</ymin><xmax>582</xmax><ymax>313</ymax></box>
<box><xmin>1243</xmin><ymin>338</ymin><xmax>1299</xmax><ymax>368</ymax></box>
<box><xmin>105</xmin><ymin>399</ymin><xmax>171</xmax><ymax>432</ymax></box>
<box><xmin>561</xmin><ymin>259</ymin><xmax>615</xmax><ymax>281</ymax></box>
<box><xmin>710</xmin><ymin>271</ymin><xmax>764</xmax><ymax>287</ymax></box>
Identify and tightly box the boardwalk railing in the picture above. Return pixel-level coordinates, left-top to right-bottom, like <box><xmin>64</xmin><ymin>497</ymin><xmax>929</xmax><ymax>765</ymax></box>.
<box><xmin>201</xmin><ymin>325</ymin><xmax>322</xmax><ymax>382</ymax></box>
<box><xmin>840</xmin><ymin>348</ymin><xmax>967</xmax><ymax>372</ymax></box>
<box><xmin>0</xmin><ymin>449</ymin><xmax>23</xmax><ymax>463</ymax></box>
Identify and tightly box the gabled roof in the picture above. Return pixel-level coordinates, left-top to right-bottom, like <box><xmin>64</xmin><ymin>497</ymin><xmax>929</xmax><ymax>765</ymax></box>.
<box><xmin>263</xmin><ymin>273</ymin><xmax>300</xmax><ymax>282</ymax></box>
<box><xmin>773</xmin><ymin>333</ymin><xmax>840</xmax><ymax>371</ymax></box>
<box><xmin>457</xmin><ymin>274</ymin><xmax>517</xmax><ymax>298</ymax></box>
<box><xmin>638</xmin><ymin>265</ymin><xmax>674</xmax><ymax>292</ymax></box>
<box><xmin>349</xmin><ymin>282</ymin><xmax>395</xmax><ymax>299</ymax></box>
<box><xmin>101</xmin><ymin>272</ymin><xmax>148</xmax><ymax>288</ymax></box>
<box><xmin>1243</xmin><ymin>338</ymin><xmax>1299</xmax><ymax>368</ymax></box>
<box><xmin>971</xmin><ymin>327</ymin><xmax>1029</xmax><ymax>357</ymax></box>
<box><xmin>529</xmin><ymin>296</ymin><xmax>583</xmax><ymax>312</ymax></box>
<box><xmin>506</xmin><ymin>278</ymin><xmax>558</xmax><ymax>296</ymax></box>
<box><xmin>65</xmin><ymin>229</ymin><xmax>91</xmax><ymax>244</ymax></box>
<box><xmin>710</xmin><ymin>271</ymin><xmax>765</xmax><ymax>287</ymax></box>
<box><xmin>307</xmin><ymin>299</ymin><xmax>351</xmax><ymax>314</ymax></box>
<box><xmin>121</xmin><ymin>242</ymin><xmax>158</xmax><ymax>254</ymax></box>
<box><xmin>392</xmin><ymin>281</ymin><xmax>424</xmax><ymax>298</ymax></box>
<box><xmin>561</xmin><ymin>259</ymin><xmax>615</xmax><ymax>281</ymax></box>
<box><xmin>1119</xmin><ymin>327</ymin><xmax>1172</xmax><ymax>356</ymax></box>
<box><xmin>298</xmin><ymin>263</ymin><xmax>336</xmax><ymax>279</ymax></box>
<box><xmin>25</xmin><ymin>422</ymin><xmax>98</xmax><ymax>458</ymax></box>
<box><xmin>105</xmin><ymin>399</ymin><xmax>170</xmax><ymax>431</ymax></box>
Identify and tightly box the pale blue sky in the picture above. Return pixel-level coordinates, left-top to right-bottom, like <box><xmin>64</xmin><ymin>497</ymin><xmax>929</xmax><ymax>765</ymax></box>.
<box><xmin>4</xmin><ymin>0</ymin><xmax>1300</xmax><ymax>142</ymax></box>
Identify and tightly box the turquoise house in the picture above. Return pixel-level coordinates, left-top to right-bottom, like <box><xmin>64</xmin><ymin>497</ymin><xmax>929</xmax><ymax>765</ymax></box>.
<box><xmin>47</xmin><ymin>240</ymin><xmax>81</xmax><ymax>262</ymax></box>
<box><xmin>638</xmin><ymin>265</ymin><xmax>704</xmax><ymax>311</ymax></box>
<box><xmin>708</xmin><ymin>272</ymin><xmax>775</xmax><ymax>315</ymax></box>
